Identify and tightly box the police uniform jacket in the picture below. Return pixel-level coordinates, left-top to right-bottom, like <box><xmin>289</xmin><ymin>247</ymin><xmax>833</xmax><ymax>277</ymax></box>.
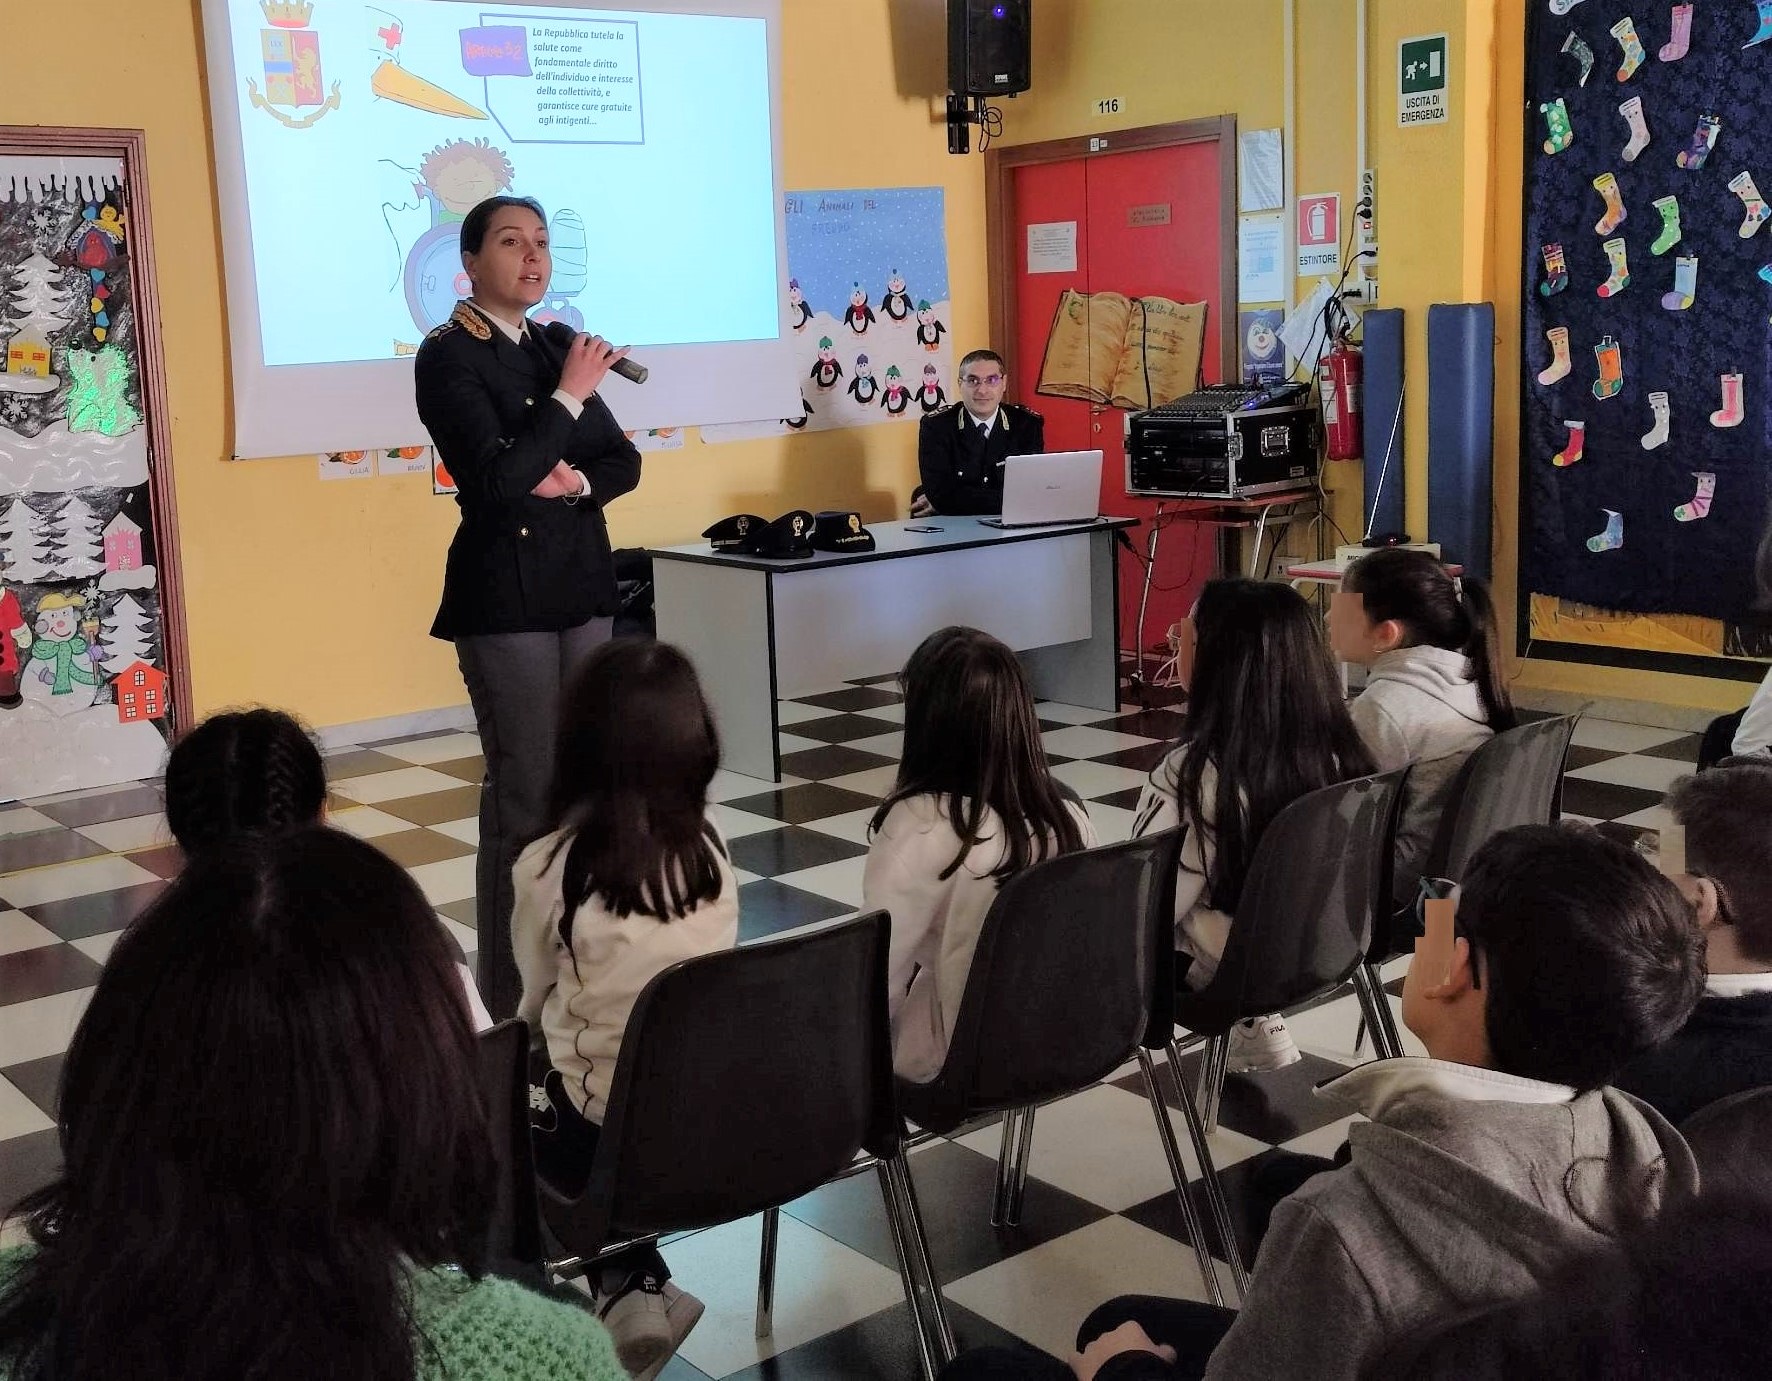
<box><xmin>915</xmin><ymin>401</ymin><xmax>1045</xmax><ymax>516</ymax></box>
<box><xmin>417</xmin><ymin>302</ymin><xmax>642</xmax><ymax>640</ymax></box>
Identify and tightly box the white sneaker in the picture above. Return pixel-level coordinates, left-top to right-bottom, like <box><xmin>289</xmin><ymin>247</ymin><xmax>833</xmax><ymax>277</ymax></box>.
<box><xmin>1226</xmin><ymin>1015</ymin><xmax>1301</xmax><ymax>1073</ymax></box>
<box><xmin>597</xmin><ymin>1273</ymin><xmax>674</xmax><ymax>1377</ymax></box>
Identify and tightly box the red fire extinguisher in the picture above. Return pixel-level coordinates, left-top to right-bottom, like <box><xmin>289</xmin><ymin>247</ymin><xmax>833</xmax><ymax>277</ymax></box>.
<box><xmin>1322</xmin><ymin>336</ymin><xmax>1364</xmax><ymax>461</ymax></box>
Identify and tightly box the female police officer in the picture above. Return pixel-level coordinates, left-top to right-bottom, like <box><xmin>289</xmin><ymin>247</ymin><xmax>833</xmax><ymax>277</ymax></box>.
<box><xmin>415</xmin><ymin>194</ymin><xmax>641</xmax><ymax>1018</ymax></box>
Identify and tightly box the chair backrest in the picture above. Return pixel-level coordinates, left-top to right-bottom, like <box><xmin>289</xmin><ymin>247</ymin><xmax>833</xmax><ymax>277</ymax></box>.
<box><xmin>476</xmin><ymin>1018</ymin><xmax>547</xmax><ymax>1287</ymax></box>
<box><xmin>1680</xmin><ymin>1086</ymin><xmax>1772</xmax><ymax>1199</ymax></box>
<box><xmin>540</xmin><ymin>910</ymin><xmax>896</xmax><ymax>1251</ymax></box>
<box><xmin>1428</xmin><ymin>713</ymin><xmax>1581</xmax><ymax>881</ymax></box>
<box><xmin>897</xmin><ymin>830</ymin><xmax>1182</xmax><ymax>1135</ymax></box>
<box><xmin>1180</xmin><ymin>768</ymin><xmax>1411</xmax><ymax>1035</ymax></box>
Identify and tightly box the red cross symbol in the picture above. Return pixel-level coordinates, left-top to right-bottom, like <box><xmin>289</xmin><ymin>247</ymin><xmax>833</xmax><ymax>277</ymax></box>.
<box><xmin>377</xmin><ymin>21</ymin><xmax>402</xmax><ymax>50</ymax></box>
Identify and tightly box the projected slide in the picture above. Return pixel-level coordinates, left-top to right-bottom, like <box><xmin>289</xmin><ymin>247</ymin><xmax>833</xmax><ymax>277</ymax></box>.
<box><xmin>220</xmin><ymin>1</ymin><xmax>779</xmax><ymax>367</ymax></box>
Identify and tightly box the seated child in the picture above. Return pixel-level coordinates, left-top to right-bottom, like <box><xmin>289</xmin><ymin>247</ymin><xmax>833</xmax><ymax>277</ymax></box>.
<box><xmin>1615</xmin><ymin>764</ymin><xmax>1772</xmax><ymax>1124</ymax></box>
<box><xmin>864</xmin><ymin>626</ymin><xmax>1096</xmax><ymax>1082</ymax></box>
<box><xmin>164</xmin><ymin>706</ymin><xmax>491</xmax><ymax>1029</ymax></box>
<box><xmin>1134</xmin><ymin>579</ymin><xmax>1376</xmax><ymax>1071</ymax></box>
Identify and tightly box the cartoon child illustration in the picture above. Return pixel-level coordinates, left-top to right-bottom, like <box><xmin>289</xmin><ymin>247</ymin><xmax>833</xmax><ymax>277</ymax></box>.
<box><xmin>418</xmin><ymin>138</ymin><xmax>516</xmax><ymax>220</ymax></box>
<box><xmin>29</xmin><ymin>592</ymin><xmax>98</xmax><ymax>696</ymax></box>
<box><xmin>880</xmin><ymin>365</ymin><xmax>912</xmax><ymax>416</ymax></box>
<box><xmin>847</xmin><ymin>353</ymin><xmax>879</xmax><ymax>405</ymax></box>
<box><xmin>915</xmin><ymin>363</ymin><xmax>948</xmax><ymax>414</ymax></box>
<box><xmin>0</xmin><ymin>585</ymin><xmax>32</xmax><ymax>710</ymax></box>
<box><xmin>808</xmin><ymin>337</ymin><xmax>844</xmax><ymax>390</ymax></box>
<box><xmin>914</xmin><ymin>300</ymin><xmax>947</xmax><ymax>352</ymax></box>
<box><xmin>881</xmin><ymin>270</ymin><xmax>913</xmax><ymax>322</ymax></box>
<box><xmin>787</xmin><ymin>278</ymin><xmax>812</xmax><ymax>331</ymax></box>
<box><xmin>842</xmin><ymin>283</ymin><xmax>876</xmax><ymax>336</ymax></box>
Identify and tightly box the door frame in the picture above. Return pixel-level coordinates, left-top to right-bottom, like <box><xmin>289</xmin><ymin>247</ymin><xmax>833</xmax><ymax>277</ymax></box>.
<box><xmin>984</xmin><ymin>116</ymin><xmax>1240</xmax><ymax>391</ymax></box>
<box><xmin>0</xmin><ymin>125</ymin><xmax>192</xmax><ymax>734</ymax></box>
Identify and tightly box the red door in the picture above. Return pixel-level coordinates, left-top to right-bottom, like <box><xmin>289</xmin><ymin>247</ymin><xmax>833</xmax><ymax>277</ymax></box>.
<box><xmin>1009</xmin><ymin>141</ymin><xmax>1227</xmax><ymax>662</ymax></box>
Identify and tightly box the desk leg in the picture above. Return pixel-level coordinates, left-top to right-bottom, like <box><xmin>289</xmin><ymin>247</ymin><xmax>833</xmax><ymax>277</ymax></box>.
<box><xmin>654</xmin><ymin>562</ymin><xmax>780</xmax><ymax>782</ymax></box>
<box><xmin>1021</xmin><ymin>528</ymin><xmax>1121</xmax><ymax>712</ymax></box>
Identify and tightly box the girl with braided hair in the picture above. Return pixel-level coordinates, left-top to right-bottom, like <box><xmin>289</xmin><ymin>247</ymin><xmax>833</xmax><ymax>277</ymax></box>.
<box><xmin>162</xmin><ymin>707</ymin><xmax>492</xmax><ymax>1030</ymax></box>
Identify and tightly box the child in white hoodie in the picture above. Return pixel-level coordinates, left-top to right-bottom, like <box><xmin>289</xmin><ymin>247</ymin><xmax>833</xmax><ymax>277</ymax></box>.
<box><xmin>513</xmin><ymin>639</ymin><xmax>736</xmax><ymax>1376</ymax></box>
<box><xmin>1329</xmin><ymin>548</ymin><xmax>1517</xmax><ymax>907</ymax></box>
<box><xmin>864</xmin><ymin>626</ymin><xmax>1097</xmax><ymax>1082</ymax></box>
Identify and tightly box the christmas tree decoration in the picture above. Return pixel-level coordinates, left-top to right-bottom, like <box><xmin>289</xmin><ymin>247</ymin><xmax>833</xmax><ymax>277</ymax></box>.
<box><xmin>1619</xmin><ymin>96</ymin><xmax>1652</xmax><ymax>160</ymax></box>
<box><xmin>1660</xmin><ymin>4</ymin><xmax>1694</xmax><ymax>61</ymax></box>
<box><xmin>1612</xmin><ymin>16</ymin><xmax>1647</xmax><ymax>79</ymax></box>
<box><xmin>1650</xmin><ymin>195</ymin><xmax>1683</xmax><ymax>254</ymax></box>
<box><xmin>1586</xmin><ymin>508</ymin><xmax>1625</xmax><ymax>552</ymax></box>
<box><xmin>1562</xmin><ymin>30</ymin><xmax>1597</xmax><ymax>85</ymax></box>
<box><xmin>66</xmin><ymin>345</ymin><xmax>141</xmax><ymax>436</ymax></box>
<box><xmin>1539</xmin><ymin>326</ymin><xmax>1574</xmax><ymax>385</ymax></box>
<box><xmin>1662</xmin><ymin>254</ymin><xmax>1699</xmax><ymax>310</ymax></box>
<box><xmin>1542</xmin><ymin>98</ymin><xmax>1575</xmax><ymax>155</ymax></box>
<box><xmin>1711</xmin><ymin>371</ymin><xmax>1745</xmax><ymax>426</ymax></box>
<box><xmin>1729</xmin><ymin>170</ymin><xmax>1772</xmax><ymax>237</ymax></box>
<box><xmin>1677</xmin><ymin>113</ymin><xmax>1721</xmax><ymax>168</ymax></box>
<box><xmin>47</xmin><ymin>494</ymin><xmax>106</xmax><ymax>580</ymax></box>
<box><xmin>1540</xmin><ymin>242</ymin><xmax>1570</xmax><ymax>296</ymax></box>
<box><xmin>1593</xmin><ymin>171</ymin><xmax>1628</xmax><ymax>234</ymax></box>
<box><xmin>1593</xmin><ymin>335</ymin><xmax>1625</xmax><ymax>400</ymax></box>
<box><xmin>0</xmin><ymin>497</ymin><xmax>53</xmax><ymax>584</ymax></box>
<box><xmin>1554</xmin><ymin>419</ymin><xmax>1588</xmax><ymax>466</ymax></box>
<box><xmin>99</xmin><ymin>592</ymin><xmax>154</xmax><ymax>677</ymax></box>
<box><xmin>0</xmin><ymin>252</ymin><xmax>75</xmax><ymax>394</ymax></box>
<box><xmin>1641</xmin><ymin>391</ymin><xmax>1671</xmax><ymax>448</ymax></box>
<box><xmin>1598</xmin><ymin>237</ymin><xmax>1632</xmax><ymax>297</ymax></box>
<box><xmin>1675</xmin><ymin>471</ymin><xmax>1717</xmax><ymax>521</ymax></box>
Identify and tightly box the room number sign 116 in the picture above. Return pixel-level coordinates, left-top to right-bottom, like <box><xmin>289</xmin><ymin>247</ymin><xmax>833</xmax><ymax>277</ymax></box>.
<box><xmin>1093</xmin><ymin>97</ymin><xmax>1124</xmax><ymax>116</ymax></box>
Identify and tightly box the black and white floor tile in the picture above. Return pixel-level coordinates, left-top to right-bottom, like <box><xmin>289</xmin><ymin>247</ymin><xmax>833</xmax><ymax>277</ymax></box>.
<box><xmin>0</xmin><ymin>690</ymin><xmax>1699</xmax><ymax>1377</ymax></box>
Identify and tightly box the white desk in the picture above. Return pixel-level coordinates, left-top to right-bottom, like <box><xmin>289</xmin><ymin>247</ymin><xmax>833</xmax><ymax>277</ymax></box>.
<box><xmin>651</xmin><ymin>517</ymin><xmax>1134</xmax><ymax>782</ymax></box>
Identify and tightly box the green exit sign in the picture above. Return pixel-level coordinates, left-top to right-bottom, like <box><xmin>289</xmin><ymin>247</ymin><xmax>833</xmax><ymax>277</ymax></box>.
<box><xmin>1399</xmin><ymin>33</ymin><xmax>1449</xmax><ymax>126</ymax></box>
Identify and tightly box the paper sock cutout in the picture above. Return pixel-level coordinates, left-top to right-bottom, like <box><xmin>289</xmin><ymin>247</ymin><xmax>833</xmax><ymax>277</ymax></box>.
<box><xmin>1677</xmin><ymin>113</ymin><xmax>1721</xmax><ymax>168</ymax></box>
<box><xmin>1612</xmin><ymin>17</ymin><xmax>1647</xmax><ymax>79</ymax></box>
<box><xmin>1619</xmin><ymin>97</ymin><xmax>1651</xmax><ymax>161</ymax></box>
<box><xmin>1538</xmin><ymin>326</ymin><xmax>1573</xmax><ymax>385</ymax></box>
<box><xmin>1650</xmin><ymin>195</ymin><xmax>1682</xmax><ymax>253</ymax></box>
<box><xmin>1554</xmin><ymin>419</ymin><xmax>1587</xmax><ymax>466</ymax></box>
<box><xmin>1748</xmin><ymin>0</ymin><xmax>1772</xmax><ymax>46</ymax></box>
<box><xmin>1712</xmin><ymin>371</ymin><xmax>1745</xmax><ymax>426</ymax></box>
<box><xmin>1641</xmin><ymin>391</ymin><xmax>1670</xmax><ymax>448</ymax></box>
<box><xmin>1661</xmin><ymin>3</ymin><xmax>1694</xmax><ymax>60</ymax></box>
<box><xmin>1542</xmin><ymin>98</ymin><xmax>1575</xmax><ymax>154</ymax></box>
<box><xmin>1598</xmin><ymin>237</ymin><xmax>1632</xmax><ymax>297</ymax></box>
<box><xmin>1730</xmin><ymin>170</ymin><xmax>1772</xmax><ymax>237</ymax></box>
<box><xmin>1563</xmin><ymin>30</ymin><xmax>1597</xmax><ymax>84</ymax></box>
<box><xmin>1662</xmin><ymin>254</ymin><xmax>1698</xmax><ymax>309</ymax></box>
<box><xmin>1587</xmin><ymin>509</ymin><xmax>1624</xmax><ymax>552</ymax></box>
<box><xmin>1593</xmin><ymin>171</ymin><xmax>1628</xmax><ymax>233</ymax></box>
<box><xmin>1551</xmin><ymin>0</ymin><xmax>1589</xmax><ymax>14</ymax></box>
<box><xmin>1540</xmin><ymin>243</ymin><xmax>1570</xmax><ymax>296</ymax></box>
<box><xmin>1675</xmin><ymin>471</ymin><xmax>1717</xmax><ymax>521</ymax></box>
<box><xmin>1593</xmin><ymin>335</ymin><xmax>1624</xmax><ymax>400</ymax></box>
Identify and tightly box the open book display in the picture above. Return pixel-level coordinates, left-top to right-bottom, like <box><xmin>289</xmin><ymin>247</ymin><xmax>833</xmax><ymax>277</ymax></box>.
<box><xmin>1036</xmin><ymin>289</ymin><xmax>1207</xmax><ymax>410</ymax></box>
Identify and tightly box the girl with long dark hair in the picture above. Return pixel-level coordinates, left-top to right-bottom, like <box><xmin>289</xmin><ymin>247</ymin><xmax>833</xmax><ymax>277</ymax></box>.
<box><xmin>513</xmin><ymin>638</ymin><xmax>736</xmax><ymax>1374</ymax></box>
<box><xmin>0</xmin><ymin>829</ymin><xmax>623</xmax><ymax>1381</ymax></box>
<box><xmin>1133</xmin><ymin>580</ymin><xmax>1377</xmax><ymax>1071</ymax></box>
<box><xmin>864</xmin><ymin>626</ymin><xmax>1096</xmax><ymax>1082</ymax></box>
<box><xmin>1329</xmin><ymin>548</ymin><xmax>1517</xmax><ymax>904</ymax></box>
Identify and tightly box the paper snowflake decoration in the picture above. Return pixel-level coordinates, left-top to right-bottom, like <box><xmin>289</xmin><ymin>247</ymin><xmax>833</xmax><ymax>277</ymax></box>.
<box><xmin>0</xmin><ymin>395</ymin><xmax>30</xmax><ymax>425</ymax></box>
<box><xmin>29</xmin><ymin>205</ymin><xmax>60</xmax><ymax>236</ymax></box>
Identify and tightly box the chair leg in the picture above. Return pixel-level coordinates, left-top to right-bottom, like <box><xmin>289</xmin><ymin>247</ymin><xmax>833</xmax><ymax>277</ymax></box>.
<box><xmin>877</xmin><ymin>1158</ymin><xmax>940</xmax><ymax>1381</ymax></box>
<box><xmin>1169</xmin><ymin>1039</ymin><xmax>1251</xmax><ymax>1302</ymax></box>
<box><xmin>1004</xmin><ymin>1104</ymin><xmax>1036</xmax><ymax>1227</ymax></box>
<box><xmin>879</xmin><ymin>1150</ymin><xmax>957</xmax><ymax>1371</ymax></box>
<box><xmin>1353</xmin><ymin>1013</ymin><xmax>1367</xmax><ymax>1057</ymax></box>
<box><xmin>1352</xmin><ymin>962</ymin><xmax>1405</xmax><ymax>1060</ymax></box>
<box><xmin>990</xmin><ymin>1109</ymin><xmax>1022</xmax><ymax>1227</ymax></box>
<box><xmin>1195</xmin><ymin>1034</ymin><xmax>1228</xmax><ymax>1134</ymax></box>
<box><xmin>1135</xmin><ymin>1047</ymin><xmax>1223</xmax><ymax>1308</ymax></box>
<box><xmin>754</xmin><ymin>1205</ymin><xmax>780</xmax><ymax>1339</ymax></box>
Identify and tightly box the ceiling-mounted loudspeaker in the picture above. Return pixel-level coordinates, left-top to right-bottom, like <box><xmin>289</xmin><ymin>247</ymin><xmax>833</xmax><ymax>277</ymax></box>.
<box><xmin>948</xmin><ymin>0</ymin><xmax>1031</xmax><ymax>97</ymax></box>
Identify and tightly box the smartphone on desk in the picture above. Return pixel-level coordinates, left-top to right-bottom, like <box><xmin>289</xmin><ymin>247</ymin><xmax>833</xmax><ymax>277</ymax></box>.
<box><xmin>905</xmin><ymin>525</ymin><xmax>944</xmax><ymax>533</ymax></box>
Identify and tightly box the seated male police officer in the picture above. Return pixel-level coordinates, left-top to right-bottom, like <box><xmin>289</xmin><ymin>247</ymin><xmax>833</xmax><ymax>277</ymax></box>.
<box><xmin>910</xmin><ymin>348</ymin><xmax>1044</xmax><ymax>517</ymax></box>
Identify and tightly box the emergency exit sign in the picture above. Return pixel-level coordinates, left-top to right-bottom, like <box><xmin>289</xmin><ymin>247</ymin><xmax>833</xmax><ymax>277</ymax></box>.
<box><xmin>1398</xmin><ymin>34</ymin><xmax>1448</xmax><ymax>126</ymax></box>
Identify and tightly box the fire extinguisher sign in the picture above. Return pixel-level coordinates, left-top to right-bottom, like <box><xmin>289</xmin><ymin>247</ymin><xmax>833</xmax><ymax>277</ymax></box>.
<box><xmin>1296</xmin><ymin>194</ymin><xmax>1341</xmax><ymax>276</ymax></box>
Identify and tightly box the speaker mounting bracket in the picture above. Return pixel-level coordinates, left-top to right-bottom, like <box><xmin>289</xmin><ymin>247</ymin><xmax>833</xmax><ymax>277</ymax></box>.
<box><xmin>946</xmin><ymin>92</ymin><xmax>980</xmax><ymax>155</ymax></box>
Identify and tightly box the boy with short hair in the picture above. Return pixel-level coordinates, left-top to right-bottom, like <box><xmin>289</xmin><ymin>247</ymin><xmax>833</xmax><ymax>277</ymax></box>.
<box><xmin>1615</xmin><ymin>764</ymin><xmax>1772</xmax><ymax>1124</ymax></box>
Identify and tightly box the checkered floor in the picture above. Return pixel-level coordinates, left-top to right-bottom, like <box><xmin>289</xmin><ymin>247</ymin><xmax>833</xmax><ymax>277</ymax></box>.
<box><xmin>0</xmin><ymin>684</ymin><xmax>1699</xmax><ymax>1377</ymax></box>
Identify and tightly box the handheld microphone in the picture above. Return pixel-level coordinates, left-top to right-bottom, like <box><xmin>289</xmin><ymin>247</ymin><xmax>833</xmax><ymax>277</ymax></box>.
<box><xmin>539</xmin><ymin>320</ymin><xmax>648</xmax><ymax>385</ymax></box>
<box><xmin>609</xmin><ymin>357</ymin><xmax>649</xmax><ymax>385</ymax></box>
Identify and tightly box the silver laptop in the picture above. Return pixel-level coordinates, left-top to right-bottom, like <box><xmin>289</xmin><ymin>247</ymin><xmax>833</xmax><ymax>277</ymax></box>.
<box><xmin>978</xmin><ymin>450</ymin><xmax>1105</xmax><ymax>528</ymax></box>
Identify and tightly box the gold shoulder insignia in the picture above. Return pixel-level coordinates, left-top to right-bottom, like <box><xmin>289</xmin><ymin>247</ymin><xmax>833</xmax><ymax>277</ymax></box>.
<box><xmin>450</xmin><ymin>301</ymin><xmax>493</xmax><ymax>341</ymax></box>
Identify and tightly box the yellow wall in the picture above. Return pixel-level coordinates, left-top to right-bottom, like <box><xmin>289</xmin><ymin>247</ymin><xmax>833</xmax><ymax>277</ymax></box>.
<box><xmin>0</xmin><ymin>0</ymin><xmax>982</xmax><ymax>727</ymax></box>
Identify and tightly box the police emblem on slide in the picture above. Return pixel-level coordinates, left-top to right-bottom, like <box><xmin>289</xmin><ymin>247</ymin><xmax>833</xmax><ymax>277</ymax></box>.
<box><xmin>248</xmin><ymin>1</ymin><xmax>342</xmax><ymax>128</ymax></box>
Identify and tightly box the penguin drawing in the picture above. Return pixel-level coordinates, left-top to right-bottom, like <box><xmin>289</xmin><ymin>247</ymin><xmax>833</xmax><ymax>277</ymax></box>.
<box><xmin>914</xmin><ymin>300</ymin><xmax>947</xmax><ymax>352</ymax></box>
<box><xmin>787</xmin><ymin>278</ymin><xmax>812</xmax><ymax>331</ymax></box>
<box><xmin>808</xmin><ymin>337</ymin><xmax>843</xmax><ymax>389</ymax></box>
<box><xmin>881</xmin><ymin>270</ymin><xmax>913</xmax><ymax>322</ymax></box>
<box><xmin>916</xmin><ymin>362</ymin><xmax>947</xmax><ymax>414</ymax></box>
<box><xmin>783</xmin><ymin>396</ymin><xmax>814</xmax><ymax>430</ymax></box>
<box><xmin>847</xmin><ymin>353</ymin><xmax>880</xmax><ymax>405</ymax></box>
<box><xmin>842</xmin><ymin>282</ymin><xmax>876</xmax><ymax>335</ymax></box>
<box><xmin>881</xmin><ymin>365</ymin><xmax>912</xmax><ymax>416</ymax></box>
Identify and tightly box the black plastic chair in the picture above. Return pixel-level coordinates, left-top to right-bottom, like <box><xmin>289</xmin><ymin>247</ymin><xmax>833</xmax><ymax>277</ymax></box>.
<box><xmin>1681</xmin><ymin>1086</ymin><xmax>1772</xmax><ymax>1200</ymax></box>
<box><xmin>533</xmin><ymin>911</ymin><xmax>953</xmax><ymax>1379</ymax></box>
<box><xmin>477</xmin><ymin>1018</ymin><xmax>547</xmax><ymax>1290</ymax></box>
<box><xmin>1165</xmin><ymin>768</ymin><xmax>1409</xmax><ymax>1282</ymax></box>
<box><xmin>882</xmin><ymin>830</ymin><xmax>1230</xmax><ymax>1307</ymax></box>
<box><xmin>1357</xmin><ymin>715</ymin><xmax>1582</xmax><ymax>1060</ymax></box>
